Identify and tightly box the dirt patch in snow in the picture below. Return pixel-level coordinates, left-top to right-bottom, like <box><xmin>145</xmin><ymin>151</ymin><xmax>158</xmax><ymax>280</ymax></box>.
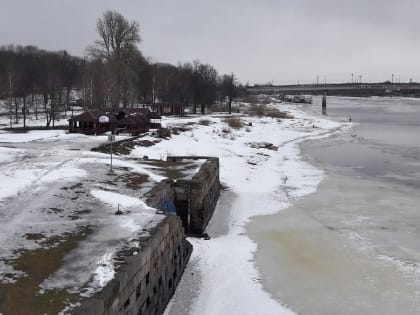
<box><xmin>0</xmin><ymin>227</ymin><xmax>91</xmax><ymax>315</ymax></box>
<box><xmin>92</xmin><ymin>136</ymin><xmax>161</xmax><ymax>156</ymax></box>
<box><xmin>247</xmin><ymin>142</ymin><xmax>279</xmax><ymax>151</ymax></box>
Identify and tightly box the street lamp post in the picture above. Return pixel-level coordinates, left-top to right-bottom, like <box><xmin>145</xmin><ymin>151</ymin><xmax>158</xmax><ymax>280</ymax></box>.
<box><xmin>108</xmin><ymin>133</ymin><xmax>115</xmax><ymax>172</ymax></box>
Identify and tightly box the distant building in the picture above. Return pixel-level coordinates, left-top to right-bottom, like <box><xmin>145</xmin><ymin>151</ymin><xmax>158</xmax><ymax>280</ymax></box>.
<box><xmin>146</xmin><ymin>103</ymin><xmax>185</xmax><ymax>116</ymax></box>
<box><xmin>68</xmin><ymin>108</ymin><xmax>161</xmax><ymax>135</ymax></box>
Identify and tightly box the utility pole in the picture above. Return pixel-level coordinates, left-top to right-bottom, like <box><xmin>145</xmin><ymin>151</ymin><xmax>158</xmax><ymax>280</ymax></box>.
<box><xmin>392</xmin><ymin>74</ymin><xmax>394</xmax><ymax>85</ymax></box>
<box><xmin>351</xmin><ymin>73</ymin><xmax>354</xmax><ymax>84</ymax></box>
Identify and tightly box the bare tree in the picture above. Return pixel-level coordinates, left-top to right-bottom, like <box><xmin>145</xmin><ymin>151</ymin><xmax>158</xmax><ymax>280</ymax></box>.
<box><xmin>221</xmin><ymin>73</ymin><xmax>237</xmax><ymax>114</ymax></box>
<box><xmin>89</xmin><ymin>11</ymin><xmax>140</xmax><ymax>60</ymax></box>
<box><xmin>190</xmin><ymin>61</ymin><xmax>218</xmax><ymax>114</ymax></box>
<box><xmin>88</xmin><ymin>10</ymin><xmax>141</xmax><ymax>107</ymax></box>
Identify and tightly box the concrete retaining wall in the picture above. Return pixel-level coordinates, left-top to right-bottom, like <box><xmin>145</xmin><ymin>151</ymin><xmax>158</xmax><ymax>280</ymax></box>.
<box><xmin>168</xmin><ymin>156</ymin><xmax>220</xmax><ymax>235</ymax></box>
<box><xmin>73</xmin><ymin>215</ymin><xmax>192</xmax><ymax>315</ymax></box>
<box><xmin>73</xmin><ymin>156</ymin><xmax>220</xmax><ymax>315</ymax></box>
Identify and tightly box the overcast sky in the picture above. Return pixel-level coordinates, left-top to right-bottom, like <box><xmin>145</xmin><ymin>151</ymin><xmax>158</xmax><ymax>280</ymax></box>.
<box><xmin>1</xmin><ymin>0</ymin><xmax>420</xmax><ymax>84</ymax></box>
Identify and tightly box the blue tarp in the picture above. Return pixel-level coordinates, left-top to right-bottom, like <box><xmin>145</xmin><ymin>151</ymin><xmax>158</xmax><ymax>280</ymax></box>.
<box><xmin>157</xmin><ymin>197</ymin><xmax>176</xmax><ymax>213</ymax></box>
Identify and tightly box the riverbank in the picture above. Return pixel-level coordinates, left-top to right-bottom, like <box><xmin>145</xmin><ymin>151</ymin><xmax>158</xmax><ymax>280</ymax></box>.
<box><xmin>247</xmin><ymin>97</ymin><xmax>420</xmax><ymax>315</ymax></box>
<box><xmin>158</xmin><ymin>104</ymin><xmax>346</xmax><ymax>314</ymax></box>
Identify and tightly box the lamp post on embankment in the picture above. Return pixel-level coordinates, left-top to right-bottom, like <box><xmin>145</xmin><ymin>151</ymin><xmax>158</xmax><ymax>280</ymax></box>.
<box><xmin>108</xmin><ymin>133</ymin><xmax>115</xmax><ymax>172</ymax></box>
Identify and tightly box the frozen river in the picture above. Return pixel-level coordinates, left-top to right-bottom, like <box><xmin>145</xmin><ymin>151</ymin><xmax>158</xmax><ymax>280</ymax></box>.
<box><xmin>248</xmin><ymin>97</ymin><xmax>420</xmax><ymax>315</ymax></box>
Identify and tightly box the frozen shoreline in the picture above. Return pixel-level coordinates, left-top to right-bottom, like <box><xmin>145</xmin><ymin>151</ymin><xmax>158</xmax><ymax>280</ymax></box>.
<box><xmin>247</xmin><ymin>97</ymin><xmax>420</xmax><ymax>315</ymax></box>
<box><xmin>162</xmin><ymin>105</ymin><xmax>347</xmax><ymax>315</ymax></box>
<box><xmin>247</xmin><ymin>156</ymin><xmax>420</xmax><ymax>315</ymax></box>
<box><xmin>0</xmin><ymin>103</ymin><xmax>347</xmax><ymax>314</ymax></box>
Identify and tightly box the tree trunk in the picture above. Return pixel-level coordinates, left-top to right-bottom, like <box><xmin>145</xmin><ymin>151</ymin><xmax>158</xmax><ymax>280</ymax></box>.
<box><xmin>22</xmin><ymin>96</ymin><xmax>26</xmax><ymax>128</ymax></box>
<box><xmin>14</xmin><ymin>98</ymin><xmax>18</xmax><ymax>123</ymax></box>
<box><xmin>43</xmin><ymin>94</ymin><xmax>48</xmax><ymax>112</ymax></box>
<box><xmin>228</xmin><ymin>96</ymin><xmax>232</xmax><ymax>114</ymax></box>
<box><xmin>52</xmin><ymin>95</ymin><xmax>56</xmax><ymax>128</ymax></box>
<box><xmin>58</xmin><ymin>90</ymin><xmax>63</xmax><ymax>119</ymax></box>
<box><xmin>46</xmin><ymin>93</ymin><xmax>53</xmax><ymax>127</ymax></box>
<box><xmin>65</xmin><ymin>87</ymin><xmax>71</xmax><ymax>117</ymax></box>
<box><xmin>35</xmin><ymin>95</ymin><xmax>38</xmax><ymax>120</ymax></box>
<box><xmin>44</xmin><ymin>93</ymin><xmax>49</xmax><ymax>126</ymax></box>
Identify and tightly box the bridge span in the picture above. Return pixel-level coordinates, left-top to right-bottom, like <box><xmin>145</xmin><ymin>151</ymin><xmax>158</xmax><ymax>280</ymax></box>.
<box><xmin>248</xmin><ymin>83</ymin><xmax>420</xmax><ymax>97</ymax></box>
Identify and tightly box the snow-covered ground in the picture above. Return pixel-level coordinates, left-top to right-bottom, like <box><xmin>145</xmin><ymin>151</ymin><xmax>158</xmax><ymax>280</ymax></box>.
<box><xmin>0</xmin><ymin>130</ymin><xmax>166</xmax><ymax>305</ymax></box>
<box><xmin>128</xmin><ymin>105</ymin><xmax>347</xmax><ymax>315</ymax></box>
<box><xmin>0</xmin><ymin>102</ymin><xmax>348</xmax><ymax>314</ymax></box>
<box><xmin>0</xmin><ymin>101</ymin><xmax>83</xmax><ymax>129</ymax></box>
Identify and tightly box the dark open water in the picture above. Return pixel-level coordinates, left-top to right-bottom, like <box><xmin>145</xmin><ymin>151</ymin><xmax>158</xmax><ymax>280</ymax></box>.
<box><xmin>306</xmin><ymin>96</ymin><xmax>420</xmax><ymax>188</ymax></box>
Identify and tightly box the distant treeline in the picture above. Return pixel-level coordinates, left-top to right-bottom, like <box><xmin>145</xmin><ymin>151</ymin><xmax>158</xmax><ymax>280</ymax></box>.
<box><xmin>0</xmin><ymin>11</ymin><xmax>245</xmax><ymax>126</ymax></box>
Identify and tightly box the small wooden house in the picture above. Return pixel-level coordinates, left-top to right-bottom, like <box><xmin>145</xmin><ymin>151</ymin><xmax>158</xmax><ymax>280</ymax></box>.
<box><xmin>69</xmin><ymin>108</ymin><xmax>160</xmax><ymax>135</ymax></box>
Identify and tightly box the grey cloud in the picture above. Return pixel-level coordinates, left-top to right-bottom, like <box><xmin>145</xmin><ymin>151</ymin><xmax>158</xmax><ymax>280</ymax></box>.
<box><xmin>0</xmin><ymin>0</ymin><xmax>419</xmax><ymax>84</ymax></box>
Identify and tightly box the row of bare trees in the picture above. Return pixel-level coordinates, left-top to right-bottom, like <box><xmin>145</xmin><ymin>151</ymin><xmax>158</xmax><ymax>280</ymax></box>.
<box><xmin>0</xmin><ymin>45</ymin><xmax>81</xmax><ymax>127</ymax></box>
<box><xmin>0</xmin><ymin>11</ymin><xmax>244</xmax><ymax>126</ymax></box>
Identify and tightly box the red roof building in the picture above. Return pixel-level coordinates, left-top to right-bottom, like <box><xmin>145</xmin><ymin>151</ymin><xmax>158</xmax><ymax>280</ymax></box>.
<box><xmin>69</xmin><ymin>108</ymin><xmax>161</xmax><ymax>135</ymax></box>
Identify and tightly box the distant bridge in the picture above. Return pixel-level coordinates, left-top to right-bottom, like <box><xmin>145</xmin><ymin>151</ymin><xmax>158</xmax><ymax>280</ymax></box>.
<box><xmin>247</xmin><ymin>83</ymin><xmax>420</xmax><ymax>97</ymax></box>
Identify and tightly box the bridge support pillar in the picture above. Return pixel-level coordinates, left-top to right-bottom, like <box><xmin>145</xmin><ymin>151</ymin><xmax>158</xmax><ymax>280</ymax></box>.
<box><xmin>322</xmin><ymin>92</ymin><xmax>327</xmax><ymax>115</ymax></box>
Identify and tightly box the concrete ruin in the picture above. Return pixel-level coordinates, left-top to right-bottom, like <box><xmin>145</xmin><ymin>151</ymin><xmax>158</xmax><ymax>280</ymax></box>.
<box><xmin>73</xmin><ymin>215</ymin><xmax>191</xmax><ymax>315</ymax></box>
<box><xmin>168</xmin><ymin>156</ymin><xmax>220</xmax><ymax>235</ymax></box>
<box><xmin>73</xmin><ymin>156</ymin><xmax>220</xmax><ymax>315</ymax></box>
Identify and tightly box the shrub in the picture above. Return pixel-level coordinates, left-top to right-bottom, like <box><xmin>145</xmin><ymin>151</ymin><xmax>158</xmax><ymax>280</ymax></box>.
<box><xmin>225</xmin><ymin>117</ymin><xmax>243</xmax><ymax>129</ymax></box>
<box><xmin>157</xmin><ymin>128</ymin><xmax>171</xmax><ymax>138</ymax></box>
<box><xmin>199</xmin><ymin>119</ymin><xmax>211</xmax><ymax>126</ymax></box>
<box><xmin>242</xmin><ymin>95</ymin><xmax>259</xmax><ymax>104</ymax></box>
<box><xmin>265</xmin><ymin>108</ymin><xmax>293</xmax><ymax>119</ymax></box>
<box><xmin>247</xmin><ymin>104</ymin><xmax>267</xmax><ymax>117</ymax></box>
<box><xmin>246</xmin><ymin>103</ymin><xmax>293</xmax><ymax>119</ymax></box>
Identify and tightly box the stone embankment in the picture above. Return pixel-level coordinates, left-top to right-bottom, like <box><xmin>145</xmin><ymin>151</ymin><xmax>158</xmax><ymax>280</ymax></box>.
<box><xmin>74</xmin><ymin>156</ymin><xmax>220</xmax><ymax>315</ymax></box>
<box><xmin>74</xmin><ymin>215</ymin><xmax>191</xmax><ymax>315</ymax></box>
<box><xmin>168</xmin><ymin>156</ymin><xmax>220</xmax><ymax>235</ymax></box>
